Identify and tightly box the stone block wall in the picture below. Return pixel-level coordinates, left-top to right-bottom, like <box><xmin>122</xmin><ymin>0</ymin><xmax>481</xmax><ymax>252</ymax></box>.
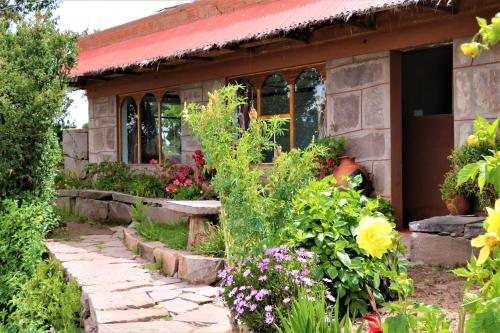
<box><xmin>326</xmin><ymin>52</ymin><xmax>392</xmax><ymax>197</ymax></box>
<box><xmin>63</xmin><ymin>128</ymin><xmax>89</xmax><ymax>176</ymax></box>
<box><xmin>453</xmin><ymin>37</ymin><xmax>500</xmax><ymax>146</ymax></box>
<box><xmin>179</xmin><ymin>79</ymin><xmax>224</xmax><ymax>165</ymax></box>
<box><xmin>88</xmin><ymin>96</ymin><xmax>118</xmax><ymax>163</ymax></box>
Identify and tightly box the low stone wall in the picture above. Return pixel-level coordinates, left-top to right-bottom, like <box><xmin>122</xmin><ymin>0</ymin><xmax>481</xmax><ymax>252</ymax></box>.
<box><xmin>55</xmin><ymin>189</ymin><xmax>189</xmax><ymax>224</ymax></box>
<box><xmin>62</xmin><ymin>128</ymin><xmax>89</xmax><ymax>177</ymax></box>
<box><xmin>123</xmin><ymin>228</ymin><xmax>224</xmax><ymax>285</ymax></box>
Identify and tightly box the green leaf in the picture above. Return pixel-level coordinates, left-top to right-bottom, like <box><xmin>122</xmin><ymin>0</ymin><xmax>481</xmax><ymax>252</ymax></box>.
<box><xmin>476</xmin><ymin>17</ymin><xmax>488</xmax><ymax>27</ymax></box>
<box><xmin>462</xmin><ymin>292</ymin><xmax>481</xmax><ymax>312</ymax></box>
<box><xmin>457</xmin><ymin>162</ymin><xmax>482</xmax><ymax>186</ymax></box>
<box><xmin>382</xmin><ymin>314</ymin><xmax>410</xmax><ymax>333</ymax></box>
<box><xmin>326</xmin><ymin>266</ymin><xmax>338</xmax><ymax>280</ymax></box>
<box><xmin>336</xmin><ymin>251</ymin><xmax>351</xmax><ymax>267</ymax></box>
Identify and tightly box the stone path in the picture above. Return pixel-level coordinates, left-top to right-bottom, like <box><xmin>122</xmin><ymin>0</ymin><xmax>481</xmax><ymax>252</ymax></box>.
<box><xmin>46</xmin><ymin>227</ymin><xmax>231</xmax><ymax>333</ymax></box>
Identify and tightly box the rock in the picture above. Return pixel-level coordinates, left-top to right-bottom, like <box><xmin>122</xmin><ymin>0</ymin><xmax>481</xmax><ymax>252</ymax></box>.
<box><xmin>180</xmin><ymin>292</ymin><xmax>212</xmax><ymax>305</ymax></box>
<box><xmin>146</xmin><ymin>206</ymin><xmax>188</xmax><ymax>224</ymax></box>
<box><xmin>409</xmin><ymin>215</ymin><xmax>484</xmax><ymax>235</ymax></box>
<box><xmin>147</xmin><ymin>289</ymin><xmax>182</xmax><ymax>303</ymax></box>
<box><xmin>54</xmin><ymin>196</ymin><xmax>75</xmax><ymax>215</ymax></box>
<box><xmin>188</xmin><ymin>217</ymin><xmax>209</xmax><ymax>250</ymax></box>
<box><xmin>57</xmin><ymin>189</ymin><xmax>79</xmax><ymax>197</ymax></box>
<box><xmin>174</xmin><ymin>304</ymin><xmax>230</xmax><ymax>325</ymax></box>
<box><xmin>464</xmin><ymin>222</ymin><xmax>485</xmax><ymax>239</ymax></box>
<box><xmin>123</xmin><ymin>229</ymin><xmax>139</xmax><ymax>251</ymax></box>
<box><xmin>75</xmin><ymin>198</ymin><xmax>109</xmax><ymax>221</ymax></box>
<box><xmin>99</xmin><ymin>321</ymin><xmax>194</xmax><ymax>333</ymax></box>
<box><xmin>160</xmin><ymin>200</ymin><xmax>221</xmax><ymax>215</ymax></box>
<box><xmin>438</xmin><ymin>231</ymin><xmax>451</xmax><ymax>236</ymax></box>
<box><xmin>89</xmin><ymin>291</ymin><xmax>155</xmax><ymax>311</ymax></box>
<box><xmin>139</xmin><ymin>241</ymin><xmax>164</xmax><ymax>262</ymax></box>
<box><xmin>78</xmin><ymin>189</ymin><xmax>114</xmax><ymax>200</ymax></box>
<box><xmin>196</xmin><ymin>287</ymin><xmax>222</xmax><ymax>298</ymax></box>
<box><xmin>158</xmin><ymin>298</ymin><xmax>199</xmax><ymax>315</ymax></box>
<box><xmin>82</xmin><ymin>281</ymin><xmax>156</xmax><ymax>294</ymax></box>
<box><xmin>112</xmin><ymin>192</ymin><xmax>141</xmax><ymax>205</ymax></box>
<box><xmin>108</xmin><ymin>201</ymin><xmax>132</xmax><ymax>224</ymax></box>
<box><xmin>410</xmin><ymin>232</ymin><xmax>476</xmax><ymax>266</ymax></box>
<box><xmin>177</xmin><ymin>254</ymin><xmax>224</xmax><ymax>285</ymax></box>
<box><xmin>94</xmin><ymin>308</ymin><xmax>168</xmax><ymax>324</ymax></box>
<box><xmin>153</xmin><ymin>247</ymin><xmax>180</xmax><ymax>276</ymax></box>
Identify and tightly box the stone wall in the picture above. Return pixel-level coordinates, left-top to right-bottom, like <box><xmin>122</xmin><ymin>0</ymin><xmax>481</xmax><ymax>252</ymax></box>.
<box><xmin>63</xmin><ymin>128</ymin><xmax>89</xmax><ymax>176</ymax></box>
<box><xmin>88</xmin><ymin>96</ymin><xmax>118</xmax><ymax>163</ymax></box>
<box><xmin>453</xmin><ymin>38</ymin><xmax>500</xmax><ymax>146</ymax></box>
<box><xmin>326</xmin><ymin>52</ymin><xmax>392</xmax><ymax>197</ymax></box>
<box><xmin>179</xmin><ymin>79</ymin><xmax>225</xmax><ymax>165</ymax></box>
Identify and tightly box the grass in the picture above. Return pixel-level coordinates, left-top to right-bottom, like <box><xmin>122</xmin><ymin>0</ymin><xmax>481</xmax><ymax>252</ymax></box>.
<box><xmin>135</xmin><ymin>221</ymin><xmax>189</xmax><ymax>250</ymax></box>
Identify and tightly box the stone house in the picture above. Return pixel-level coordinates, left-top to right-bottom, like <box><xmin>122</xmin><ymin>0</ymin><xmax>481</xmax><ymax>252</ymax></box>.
<box><xmin>67</xmin><ymin>0</ymin><xmax>500</xmax><ymax>228</ymax></box>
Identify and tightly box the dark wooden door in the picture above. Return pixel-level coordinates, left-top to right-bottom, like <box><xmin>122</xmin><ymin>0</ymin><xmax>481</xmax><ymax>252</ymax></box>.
<box><xmin>403</xmin><ymin>114</ymin><xmax>453</xmax><ymax>223</ymax></box>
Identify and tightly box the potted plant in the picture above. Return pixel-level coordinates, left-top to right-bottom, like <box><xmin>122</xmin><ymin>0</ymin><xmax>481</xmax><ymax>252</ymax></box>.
<box><xmin>440</xmin><ymin>170</ymin><xmax>473</xmax><ymax>215</ymax></box>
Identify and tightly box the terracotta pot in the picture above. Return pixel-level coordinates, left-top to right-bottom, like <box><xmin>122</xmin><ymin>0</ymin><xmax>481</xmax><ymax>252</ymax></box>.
<box><xmin>332</xmin><ymin>156</ymin><xmax>372</xmax><ymax>194</ymax></box>
<box><xmin>445</xmin><ymin>195</ymin><xmax>472</xmax><ymax>215</ymax></box>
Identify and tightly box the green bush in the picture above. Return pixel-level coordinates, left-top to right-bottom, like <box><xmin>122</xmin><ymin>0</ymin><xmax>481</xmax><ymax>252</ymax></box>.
<box><xmin>0</xmin><ymin>199</ymin><xmax>60</xmax><ymax>317</ymax></box>
<box><xmin>136</xmin><ymin>221</ymin><xmax>189</xmax><ymax>250</ymax></box>
<box><xmin>171</xmin><ymin>184</ymin><xmax>203</xmax><ymax>200</ymax></box>
<box><xmin>0</xmin><ymin>13</ymin><xmax>77</xmax><ymax>200</ymax></box>
<box><xmin>7</xmin><ymin>259</ymin><xmax>81</xmax><ymax>333</ymax></box>
<box><xmin>125</xmin><ymin>172</ymin><xmax>165</xmax><ymax>198</ymax></box>
<box><xmin>284</xmin><ymin>175</ymin><xmax>406</xmax><ymax>316</ymax></box>
<box><xmin>192</xmin><ymin>223</ymin><xmax>225</xmax><ymax>257</ymax></box>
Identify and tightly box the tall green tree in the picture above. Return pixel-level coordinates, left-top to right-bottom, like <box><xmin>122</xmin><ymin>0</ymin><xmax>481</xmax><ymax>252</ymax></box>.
<box><xmin>0</xmin><ymin>10</ymin><xmax>77</xmax><ymax>199</ymax></box>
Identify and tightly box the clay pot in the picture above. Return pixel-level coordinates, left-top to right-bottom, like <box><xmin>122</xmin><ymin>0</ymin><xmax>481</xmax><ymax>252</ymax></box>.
<box><xmin>332</xmin><ymin>156</ymin><xmax>372</xmax><ymax>194</ymax></box>
<box><xmin>445</xmin><ymin>195</ymin><xmax>472</xmax><ymax>215</ymax></box>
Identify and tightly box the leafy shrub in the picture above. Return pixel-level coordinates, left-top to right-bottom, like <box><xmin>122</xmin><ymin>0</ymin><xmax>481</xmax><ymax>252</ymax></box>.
<box><xmin>131</xmin><ymin>201</ymin><xmax>150</xmax><ymax>224</ymax></box>
<box><xmin>7</xmin><ymin>259</ymin><xmax>81</xmax><ymax>333</ymax></box>
<box><xmin>55</xmin><ymin>170</ymin><xmax>92</xmax><ymax>190</ymax></box>
<box><xmin>125</xmin><ymin>173</ymin><xmax>165</xmax><ymax>198</ymax></box>
<box><xmin>136</xmin><ymin>221</ymin><xmax>189</xmax><ymax>250</ymax></box>
<box><xmin>0</xmin><ymin>13</ymin><xmax>77</xmax><ymax>200</ymax></box>
<box><xmin>192</xmin><ymin>223</ymin><xmax>225</xmax><ymax>257</ymax></box>
<box><xmin>219</xmin><ymin>245</ymin><xmax>317</xmax><ymax>332</ymax></box>
<box><xmin>284</xmin><ymin>175</ymin><xmax>406</xmax><ymax>316</ymax></box>
<box><xmin>315</xmin><ymin>135</ymin><xmax>346</xmax><ymax>178</ymax></box>
<box><xmin>86</xmin><ymin>161</ymin><xmax>132</xmax><ymax>192</ymax></box>
<box><xmin>439</xmin><ymin>170</ymin><xmax>475</xmax><ymax>200</ymax></box>
<box><xmin>171</xmin><ymin>184</ymin><xmax>203</xmax><ymax>200</ymax></box>
<box><xmin>0</xmin><ymin>199</ymin><xmax>60</xmax><ymax>316</ymax></box>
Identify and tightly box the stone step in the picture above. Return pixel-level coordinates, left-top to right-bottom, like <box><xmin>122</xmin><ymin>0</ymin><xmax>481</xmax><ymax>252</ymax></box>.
<box><xmin>409</xmin><ymin>215</ymin><xmax>484</xmax><ymax>236</ymax></box>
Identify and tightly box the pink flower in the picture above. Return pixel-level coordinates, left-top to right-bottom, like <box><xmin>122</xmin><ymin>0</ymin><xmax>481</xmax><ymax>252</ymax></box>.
<box><xmin>184</xmin><ymin>179</ymin><xmax>193</xmax><ymax>186</ymax></box>
<box><xmin>166</xmin><ymin>184</ymin><xmax>176</xmax><ymax>192</ymax></box>
<box><xmin>173</xmin><ymin>179</ymin><xmax>181</xmax><ymax>186</ymax></box>
<box><xmin>149</xmin><ymin>159</ymin><xmax>158</xmax><ymax>165</ymax></box>
<box><xmin>178</xmin><ymin>172</ymin><xmax>186</xmax><ymax>180</ymax></box>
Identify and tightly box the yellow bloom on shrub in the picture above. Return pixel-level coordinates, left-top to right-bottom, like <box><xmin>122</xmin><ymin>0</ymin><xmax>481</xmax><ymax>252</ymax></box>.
<box><xmin>471</xmin><ymin>232</ymin><xmax>500</xmax><ymax>265</ymax></box>
<box><xmin>461</xmin><ymin>42</ymin><xmax>481</xmax><ymax>58</ymax></box>
<box><xmin>466</xmin><ymin>134</ymin><xmax>479</xmax><ymax>147</ymax></box>
<box><xmin>484</xmin><ymin>199</ymin><xmax>500</xmax><ymax>235</ymax></box>
<box><xmin>36</xmin><ymin>215</ymin><xmax>44</xmax><ymax>222</ymax></box>
<box><xmin>356</xmin><ymin>216</ymin><xmax>394</xmax><ymax>259</ymax></box>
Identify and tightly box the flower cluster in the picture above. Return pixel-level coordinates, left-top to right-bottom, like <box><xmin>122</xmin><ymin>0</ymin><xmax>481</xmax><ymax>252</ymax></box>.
<box><xmin>218</xmin><ymin>245</ymin><xmax>317</xmax><ymax>332</ymax></box>
<box><xmin>165</xmin><ymin>172</ymin><xmax>193</xmax><ymax>192</ymax></box>
<box><xmin>149</xmin><ymin>157</ymin><xmax>196</xmax><ymax>195</ymax></box>
<box><xmin>192</xmin><ymin>150</ymin><xmax>206</xmax><ymax>189</ymax></box>
<box><xmin>318</xmin><ymin>158</ymin><xmax>336</xmax><ymax>179</ymax></box>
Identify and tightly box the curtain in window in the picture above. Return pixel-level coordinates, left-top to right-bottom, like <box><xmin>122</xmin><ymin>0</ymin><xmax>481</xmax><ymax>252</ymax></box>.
<box><xmin>140</xmin><ymin>94</ymin><xmax>159</xmax><ymax>163</ymax></box>
<box><xmin>120</xmin><ymin>96</ymin><xmax>138</xmax><ymax>164</ymax></box>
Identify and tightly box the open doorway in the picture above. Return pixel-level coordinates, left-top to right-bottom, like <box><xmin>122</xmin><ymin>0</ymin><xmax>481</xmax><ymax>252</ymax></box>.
<box><xmin>402</xmin><ymin>45</ymin><xmax>454</xmax><ymax>225</ymax></box>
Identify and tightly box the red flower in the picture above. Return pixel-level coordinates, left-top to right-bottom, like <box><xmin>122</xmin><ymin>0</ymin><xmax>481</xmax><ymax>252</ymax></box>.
<box><xmin>149</xmin><ymin>159</ymin><xmax>158</xmax><ymax>165</ymax></box>
<box><xmin>363</xmin><ymin>316</ymin><xmax>383</xmax><ymax>333</ymax></box>
<box><xmin>208</xmin><ymin>224</ymin><xmax>214</xmax><ymax>231</ymax></box>
<box><xmin>166</xmin><ymin>184</ymin><xmax>176</xmax><ymax>192</ymax></box>
<box><xmin>184</xmin><ymin>179</ymin><xmax>193</xmax><ymax>187</ymax></box>
<box><xmin>178</xmin><ymin>172</ymin><xmax>186</xmax><ymax>180</ymax></box>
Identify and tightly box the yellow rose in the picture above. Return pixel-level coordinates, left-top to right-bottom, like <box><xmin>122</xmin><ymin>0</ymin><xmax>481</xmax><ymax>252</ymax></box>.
<box><xmin>466</xmin><ymin>134</ymin><xmax>479</xmax><ymax>147</ymax></box>
<box><xmin>355</xmin><ymin>216</ymin><xmax>394</xmax><ymax>259</ymax></box>
<box><xmin>460</xmin><ymin>42</ymin><xmax>481</xmax><ymax>58</ymax></box>
<box><xmin>471</xmin><ymin>232</ymin><xmax>500</xmax><ymax>265</ymax></box>
<box><xmin>485</xmin><ymin>199</ymin><xmax>500</xmax><ymax>235</ymax></box>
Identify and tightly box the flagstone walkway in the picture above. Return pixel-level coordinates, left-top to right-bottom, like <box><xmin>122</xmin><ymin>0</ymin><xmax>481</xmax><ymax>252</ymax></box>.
<box><xmin>46</xmin><ymin>226</ymin><xmax>231</xmax><ymax>333</ymax></box>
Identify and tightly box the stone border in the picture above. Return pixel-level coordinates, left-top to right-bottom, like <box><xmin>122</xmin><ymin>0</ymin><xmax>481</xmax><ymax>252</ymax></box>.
<box><xmin>123</xmin><ymin>227</ymin><xmax>224</xmax><ymax>285</ymax></box>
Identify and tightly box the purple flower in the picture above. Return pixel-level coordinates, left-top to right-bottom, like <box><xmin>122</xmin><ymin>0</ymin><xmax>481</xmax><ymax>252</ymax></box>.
<box><xmin>249</xmin><ymin>303</ymin><xmax>257</xmax><ymax>311</ymax></box>
<box><xmin>274</xmin><ymin>264</ymin><xmax>283</xmax><ymax>271</ymax></box>
<box><xmin>326</xmin><ymin>291</ymin><xmax>335</xmax><ymax>302</ymax></box>
<box><xmin>258</xmin><ymin>275</ymin><xmax>267</xmax><ymax>282</ymax></box>
<box><xmin>229</xmin><ymin>287</ymin><xmax>238</xmax><ymax>297</ymax></box>
<box><xmin>226</xmin><ymin>275</ymin><xmax>234</xmax><ymax>286</ymax></box>
<box><xmin>265</xmin><ymin>247</ymin><xmax>278</xmax><ymax>256</ymax></box>
<box><xmin>243</xmin><ymin>269</ymin><xmax>251</xmax><ymax>277</ymax></box>
<box><xmin>301</xmin><ymin>268</ymin><xmax>309</xmax><ymax>277</ymax></box>
<box><xmin>255</xmin><ymin>291</ymin><xmax>265</xmax><ymax>301</ymax></box>
<box><xmin>283</xmin><ymin>286</ymin><xmax>289</xmax><ymax>292</ymax></box>
<box><xmin>322</xmin><ymin>277</ymin><xmax>332</xmax><ymax>283</ymax></box>
<box><xmin>265</xmin><ymin>305</ymin><xmax>273</xmax><ymax>312</ymax></box>
<box><xmin>236</xmin><ymin>292</ymin><xmax>244</xmax><ymax>300</ymax></box>
<box><xmin>265</xmin><ymin>312</ymin><xmax>274</xmax><ymax>324</ymax></box>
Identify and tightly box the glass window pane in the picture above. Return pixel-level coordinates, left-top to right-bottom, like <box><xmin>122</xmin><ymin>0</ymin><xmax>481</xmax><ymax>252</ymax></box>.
<box><xmin>294</xmin><ymin>69</ymin><xmax>325</xmax><ymax>149</ymax></box>
<box><xmin>236</xmin><ymin>80</ymin><xmax>256</xmax><ymax>131</ymax></box>
<box><xmin>140</xmin><ymin>94</ymin><xmax>159</xmax><ymax>163</ymax></box>
<box><xmin>263</xmin><ymin>120</ymin><xmax>290</xmax><ymax>163</ymax></box>
<box><xmin>160</xmin><ymin>92</ymin><xmax>182</xmax><ymax>161</ymax></box>
<box><xmin>261</xmin><ymin>74</ymin><xmax>290</xmax><ymax>116</ymax></box>
<box><xmin>121</xmin><ymin>96</ymin><xmax>138</xmax><ymax>164</ymax></box>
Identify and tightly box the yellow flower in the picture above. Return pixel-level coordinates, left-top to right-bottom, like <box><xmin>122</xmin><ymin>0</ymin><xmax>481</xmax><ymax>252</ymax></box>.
<box><xmin>484</xmin><ymin>199</ymin><xmax>500</xmax><ymax>235</ymax></box>
<box><xmin>355</xmin><ymin>216</ymin><xmax>394</xmax><ymax>259</ymax></box>
<box><xmin>466</xmin><ymin>134</ymin><xmax>479</xmax><ymax>147</ymax></box>
<box><xmin>36</xmin><ymin>215</ymin><xmax>44</xmax><ymax>222</ymax></box>
<box><xmin>461</xmin><ymin>42</ymin><xmax>481</xmax><ymax>58</ymax></box>
<box><xmin>471</xmin><ymin>232</ymin><xmax>500</xmax><ymax>265</ymax></box>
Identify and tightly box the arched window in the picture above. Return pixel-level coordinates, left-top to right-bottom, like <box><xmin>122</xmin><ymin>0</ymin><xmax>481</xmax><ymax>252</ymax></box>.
<box><xmin>140</xmin><ymin>94</ymin><xmax>159</xmax><ymax>163</ymax></box>
<box><xmin>261</xmin><ymin>74</ymin><xmax>290</xmax><ymax>162</ymax></box>
<box><xmin>120</xmin><ymin>96</ymin><xmax>138</xmax><ymax>164</ymax></box>
<box><xmin>294</xmin><ymin>68</ymin><xmax>325</xmax><ymax>149</ymax></box>
<box><xmin>235</xmin><ymin>80</ymin><xmax>256</xmax><ymax>131</ymax></box>
<box><xmin>160</xmin><ymin>91</ymin><xmax>182</xmax><ymax>161</ymax></box>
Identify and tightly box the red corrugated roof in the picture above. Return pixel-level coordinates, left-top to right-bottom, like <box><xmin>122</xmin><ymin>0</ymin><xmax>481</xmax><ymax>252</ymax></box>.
<box><xmin>71</xmin><ymin>0</ymin><xmax>427</xmax><ymax>77</ymax></box>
